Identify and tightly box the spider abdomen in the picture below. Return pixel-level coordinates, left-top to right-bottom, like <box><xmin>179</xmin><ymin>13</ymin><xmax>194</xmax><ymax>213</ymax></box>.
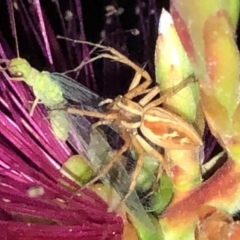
<box><xmin>140</xmin><ymin>107</ymin><xmax>202</xmax><ymax>149</ymax></box>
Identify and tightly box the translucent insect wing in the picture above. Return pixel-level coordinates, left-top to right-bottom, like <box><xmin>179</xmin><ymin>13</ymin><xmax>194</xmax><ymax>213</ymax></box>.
<box><xmin>51</xmin><ymin>73</ymin><xmax>102</xmax><ymax>108</ymax></box>
<box><xmin>50</xmin><ymin>73</ymin><xmax>154</xmax><ymax>230</ymax></box>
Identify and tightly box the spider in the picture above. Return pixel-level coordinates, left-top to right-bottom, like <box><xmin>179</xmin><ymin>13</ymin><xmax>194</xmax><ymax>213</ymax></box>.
<box><xmin>58</xmin><ymin>36</ymin><xmax>203</xmax><ymax>203</ymax></box>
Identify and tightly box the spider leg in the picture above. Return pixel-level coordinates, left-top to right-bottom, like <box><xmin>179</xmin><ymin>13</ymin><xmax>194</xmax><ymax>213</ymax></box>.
<box><xmin>120</xmin><ymin>135</ymin><xmax>146</xmax><ymax>203</ymax></box>
<box><xmin>138</xmin><ymin>156</ymin><xmax>163</xmax><ymax>207</ymax></box>
<box><xmin>67</xmin><ymin>107</ymin><xmax>117</xmax><ymax>120</ymax></box>
<box><xmin>58</xmin><ymin>36</ymin><xmax>145</xmax><ymax>78</ymax></box>
<box><xmin>143</xmin><ymin>75</ymin><xmax>196</xmax><ymax>110</ymax></box>
<box><xmin>155</xmin><ymin>162</ymin><xmax>164</xmax><ymax>183</ymax></box>
<box><xmin>63</xmin><ymin>55</ymin><xmax>102</xmax><ymax>74</ymax></box>
<box><xmin>138</xmin><ymin>86</ymin><xmax>160</xmax><ymax>107</ymax></box>
<box><xmin>91</xmin><ymin>119</ymin><xmax>113</xmax><ymax>129</ymax></box>
<box><xmin>124</xmin><ymin>69</ymin><xmax>152</xmax><ymax>100</ymax></box>
<box><xmin>98</xmin><ymin>98</ymin><xmax>113</xmax><ymax>106</ymax></box>
<box><xmin>79</xmin><ymin>130</ymin><xmax>132</xmax><ymax>191</ymax></box>
<box><xmin>57</xmin><ymin>36</ymin><xmax>153</xmax><ymax>100</ymax></box>
<box><xmin>63</xmin><ymin>40</ymin><xmax>104</xmax><ymax>74</ymax></box>
<box><xmin>148</xmin><ymin>163</ymin><xmax>164</xmax><ymax>199</ymax></box>
<box><xmin>77</xmin><ymin>51</ymin><xmax>152</xmax><ymax>100</ymax></box>
<box><xmin>133</xmin><ymin>132</ymin><xmax>166</xmax><ymax>169</ymax></box>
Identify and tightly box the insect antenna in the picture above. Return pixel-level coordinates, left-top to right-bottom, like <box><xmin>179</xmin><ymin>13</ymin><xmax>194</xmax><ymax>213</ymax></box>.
<box><xmin>8</xmin><ymin>0</ymin><xmax>20</xmax><ymax>58</ymax></box>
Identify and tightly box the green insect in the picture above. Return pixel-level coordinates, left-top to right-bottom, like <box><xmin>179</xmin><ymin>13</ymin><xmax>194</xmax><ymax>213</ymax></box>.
<box><xmin>7</xmin><ymin>58</ymin><xmax>65</xmax><ymax>113</ymax></box>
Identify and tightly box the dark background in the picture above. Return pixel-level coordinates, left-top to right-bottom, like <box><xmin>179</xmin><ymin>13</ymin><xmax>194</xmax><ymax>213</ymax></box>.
<box><xmin>0</xmin><ymin>0</ymin><xmax>169</xmax><ymax>97</ymax></box>
<box><xmin>0</xmin><ymin>0</ymin><xmax>239</xmax><ymax>98</ymax></box>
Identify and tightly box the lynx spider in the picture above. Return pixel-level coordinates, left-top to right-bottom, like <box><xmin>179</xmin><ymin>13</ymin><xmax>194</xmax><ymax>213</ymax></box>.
<box><xmin>58</xmin><ymin>36</ymin><xmax>202</xmax><ymax>203</ymax></box>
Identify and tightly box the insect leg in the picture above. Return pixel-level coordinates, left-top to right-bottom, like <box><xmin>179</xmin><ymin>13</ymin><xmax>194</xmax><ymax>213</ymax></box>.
<box><xmin>29</xmin><ymin>97</ymin><xmax>40</xmax><ymax>116</ymax></box>
<box><xmin>2</xmin><ymin>67</ymin><xmax>44</xmax><ymax>117</ymax></box>
<box><xmin>0</xmin><ymin>69</ymin><xmax>24</xmax><ymax>82</ymax></box>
